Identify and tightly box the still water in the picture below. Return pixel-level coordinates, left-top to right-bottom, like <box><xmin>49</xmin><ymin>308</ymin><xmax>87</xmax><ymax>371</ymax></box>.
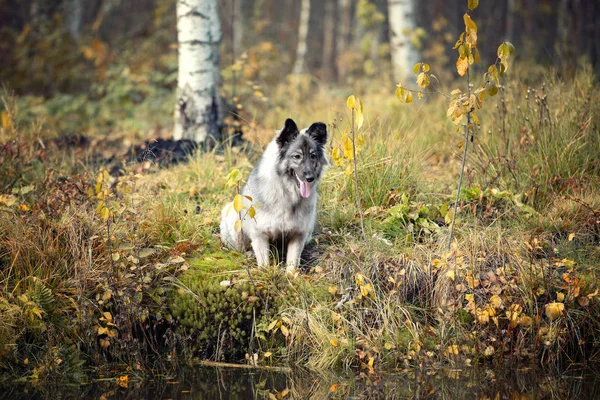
<box><xmin>2</xmin><ymin>365</ymin><xmax>599</xmax><ymax>399</ymax></box>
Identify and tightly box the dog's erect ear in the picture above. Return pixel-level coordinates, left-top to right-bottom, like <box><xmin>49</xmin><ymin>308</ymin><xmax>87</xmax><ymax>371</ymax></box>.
<box><xmin>276</xmin><ymin>118</ymin><xmax>299</xmax><ymax>148</ymax></box>
<box><xmin>307</xmin><ymin>122</ymin><xmax>327</xmax><ymax>146</ymax></box>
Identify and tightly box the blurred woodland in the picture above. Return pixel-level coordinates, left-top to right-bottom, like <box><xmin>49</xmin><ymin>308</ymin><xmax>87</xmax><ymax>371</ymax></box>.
<box><xmin>1</xmin><ymin>0</ymin><xmax>598</xmax><ymax>122</ymax></box>
<box><xmin>1</xmin><ymin>0</ymin><xmax>600</xmax><ymax>391</ymax></box>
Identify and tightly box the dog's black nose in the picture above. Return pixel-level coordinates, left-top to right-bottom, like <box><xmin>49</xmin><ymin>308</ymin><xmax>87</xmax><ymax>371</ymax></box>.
<box><xmin>306</xmin><ymin>176</ymin><xmax>314</xmax><ymax>183</ymax></box>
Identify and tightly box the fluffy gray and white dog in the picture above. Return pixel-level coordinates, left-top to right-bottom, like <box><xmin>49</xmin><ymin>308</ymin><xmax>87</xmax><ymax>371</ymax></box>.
<box><xmin>220</xmin><ymin>118</ymin><xmax>328</xmax><ymax>274</ymax></box>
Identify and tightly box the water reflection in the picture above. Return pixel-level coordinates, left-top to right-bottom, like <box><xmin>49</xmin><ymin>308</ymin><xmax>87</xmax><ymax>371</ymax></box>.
<box><xmin>2</xmin><ymin>365</ymin><xmax>599</xmax><ymax>399</ymax></box>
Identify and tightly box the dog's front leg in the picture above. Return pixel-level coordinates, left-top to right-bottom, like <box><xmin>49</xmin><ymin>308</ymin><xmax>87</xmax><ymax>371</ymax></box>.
<box><xmin>251</xmin><ymin>235</ymin><xmax>270</xmax><ymax>267</ymax></box>
<box><xmin>285</xmin><ymin>236</ymin><xmax>304</xmax><ymax>275</ymax></box>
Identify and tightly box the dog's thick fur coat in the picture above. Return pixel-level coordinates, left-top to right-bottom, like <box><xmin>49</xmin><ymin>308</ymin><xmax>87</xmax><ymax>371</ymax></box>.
<box><xmin>220</xmin><ymin>118</ymin><xmax>328</xmax><ymax>273</ymax></box>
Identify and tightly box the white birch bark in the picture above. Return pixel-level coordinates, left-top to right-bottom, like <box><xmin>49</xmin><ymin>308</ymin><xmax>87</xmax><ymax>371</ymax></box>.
<box><xmin>388</xmin><ymin>0</ymin><xmax>419</xmax><ymax>83</ymax></box>
<box><xmin>174</xmin><ymin>0</ymin><xmax>222</xmax><ymax>143</ymax></box>
<box><xmin>232</xmin><ymin>0</ymin><xmax>242</xmax><ymax>59</ymax></box>
<box><xmin>292</xmin><ymin>0</ymin><xmax>311</xmax><ymax>75</ymax></box>
<box><xmin>322</xmin><ymin>0</ymin><xmax>335</xmax><ymax>80</ymax></box>
<box><xmin>64</xmin><ymin>0</ymin><xmax>83</xmax><ymax>40</ymax></box>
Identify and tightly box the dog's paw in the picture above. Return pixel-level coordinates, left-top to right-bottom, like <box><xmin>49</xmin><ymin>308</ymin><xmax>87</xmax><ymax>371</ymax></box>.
<box><xmin>285</xmin><ymin>265</ymin><xmax>299</xmax><ymax>278</ymax></box>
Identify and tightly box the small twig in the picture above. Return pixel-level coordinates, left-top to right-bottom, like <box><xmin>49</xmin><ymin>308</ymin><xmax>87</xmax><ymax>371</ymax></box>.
<box><xmin>350</xmin><ymin>107</ymin><xmax>380</xmax><ymax>292</ymax></box>
<box><xmin>447</xmin><ymin>65</ymin><xmax>472</xmax><ymax>250</ymax></box>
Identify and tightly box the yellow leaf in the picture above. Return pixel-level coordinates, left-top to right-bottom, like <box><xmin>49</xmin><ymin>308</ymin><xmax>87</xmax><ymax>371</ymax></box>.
<box><xmin>468</xmin><ymin>0</ymin><xmax>478</xmax><ymax>10</ymax></box>
<box><xmin>490</xmin><ymin>295</ymin><xmax>503</xmax><ymax>309</ymax></box>
<box><xmin>473</xmin><ymin>47</ymin><xmax>480</xmax><ymax>64</ymax></box>
<box><xmin>234</xmin><ymin>220</ymin><xmax>242</xmax><ymax>232</ymax></box>
<box><xmin>344</xmin><ymin>163</ymin><xmax>354</xmax><ymax>176</ymax></box>
<box><xmin>343</xmin><ymin>137</ymin><xmax>354</xmax><ymax>160</ymax></box>
<box><xmin>557</xmin><ymin>292</ymin><xmax>565</xmax><ymax>301</ymax></box>
<box><xmin>264</xmin><ymin>352</ymin><xmax>272</xmax><ymax>358</ymax></box>
<box><xmin>519</xmin><ymin>315</ymin><xmax>533</xmax><ymax>327</ymax></box>
<box><xmin>103</xmin><ymin>312</ymin><xmax>113</xmax><ymax>321</ymax></box>
<box><xmin>356</xmin><ymin>111</ymin><xmax>364</xmax><ymax>130</ymax></box>
<box><xmin>346</xmin><ymin>95</ymin><xmax>356</xmax><ymax>110</ymax></box>
<box><xmin>100</xmin><ymin>339</ymin><xmax>110</xmax><ymax>349</ymax></box>
<box><xmin>280</xmin><ymin>324</ymin><xmax>289</xmax><ymax>338</ymax></box>
<box><xmin>444</xmin><ymin>207</ymin><xmax>454</xmax><ymax>225</ymax></box>
<box><xmin>447</xmin><ymin>344</ymin><xmax>459</xmax><ymax>355</ymax></box>
<box><xmin>545</xmin><ymin>302</ymin><xmax>564</xmax><ymax>321</ymax></box>
<box><xmin>405</xmin><ymin>91</ymin><xmax>413</xmax><ymax>104</ymax></box>
<box><xmin>484</xmin><ymin>345</ymin><xmax>494</xmax><ymax>356</ymax></box>
<box><xmin>226</xmin><ymin>168</ymin><xmax>243</xmax><ymax>188</ymax></box>
<box><xmin>356</xmin><ymin>134</ymin><xmax>365</xmax><ymax>152</ymax></box>
<box><xmin>446</xmin><ymin>270</ymin><xmax>455</xmax><ymax>281</ymax></box>
<box><xmin>100</xmin><ymin>206</ymin><xmax>110</xmax><ymax>221</ymax></box>
<box><xmin>330</xmin><ymin>338</ymin><xmax>339</xmax><ymax>347</ymax></box>
<box><xmin>1</xmin><ymin>111</ymin><xmax>12</xmax><ymax>129</ymax></box>
<box><xmin>417</xmin><ymin>92</ymin><xmax>423</xmax><ymax>99</ymax></box>
<box><xmin>413</xmin><ymin>63</ymin><xmax>421</xmax><ymax>75</ymax></box>
<box><xmin>330</xmin><ymin>383</ymin><xmax>339</xmax><ymax>392</ymax></box>
<box><xmin>463</xmin><ymin>14</ymin><xmax>477</xmax><ymax>48</ymax></box>
<box><xmin>98</xmin><ymin>326</ymin><xmax>108</xmax><ymax>335</ymax></box>
<box><xmin>416</xmin><ymin>72</ymin><xmax>430</xmax><ymax>89</ymax></box>
<box><xmin>456</xmin><ymin>56</ymin><xmax>469</xmax><ymax>77</ymax></box>
<box><xmin>368</xmin><ymin>357</ymin><xmax>374</xmax><ymax>370</ymax></box>
<box><xmin>19</xmin><ymin>204</ymin><xmax>28</xmax><ymax>211</ymax></box>
<box><xmin>395</xmin><ymin>86</ymin><xmax>406</xmax><ymax>101</ymax></box>
<box><xmin>233</xmin><ymin>194</ymin><xmax>245</xmax><ymax>213</ymax></box>
<box><xmin>422</xmin><ymin>63</ymin><xmax>430</xmax><ymax>72</ymax></box>
<box><xmin>328</xmin><ymin>286</ymin><xmax>338</xmax><ymax>295</ymax></box>
<box><xmin>248</xmin><ymin>205</ymin><xmax>256</xmax><ymax>219</ymax></box>
<box><xmin>331</xmin><ymin>147</ymin><xmax>344</xmax><ymax>167</ymax></box>
<box><xmin>568</xmin><ymin>233</ymin><xmax>575</xmax><ymax>242</ymax></box>
<box><xmin>267</xmin><ymin>319</ymin><xmax>278</xmax><ymax>331</ymax></box>
<box><xmin>355</xmin><ymin>273</ymin><xmax>364</xmax><ymax>285</ymax></box>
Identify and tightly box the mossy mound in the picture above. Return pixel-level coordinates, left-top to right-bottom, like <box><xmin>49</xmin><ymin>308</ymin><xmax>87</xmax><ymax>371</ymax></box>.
<box><xmin>170</xmin><ymin>252</ymin><xmax>281</xmax><ymax>360</ymax></box>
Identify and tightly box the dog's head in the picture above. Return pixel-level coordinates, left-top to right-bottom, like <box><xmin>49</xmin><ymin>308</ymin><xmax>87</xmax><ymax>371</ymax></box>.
<box><xmin>276</xmin><ymin>118</ymin><xmax>328</xmax><ymax>199</ymax></box>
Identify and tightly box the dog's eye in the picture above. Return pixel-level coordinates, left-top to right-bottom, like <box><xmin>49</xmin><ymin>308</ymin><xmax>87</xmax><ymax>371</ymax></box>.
<box><xmin>310</xmin><ymin>153</ymin><xmax>317</xmax><ymax>159</ymax></box>
<box><xmin>293</xmin><ymin>154</ymin><xmax>302</xmax><ymax>160</ymax></box>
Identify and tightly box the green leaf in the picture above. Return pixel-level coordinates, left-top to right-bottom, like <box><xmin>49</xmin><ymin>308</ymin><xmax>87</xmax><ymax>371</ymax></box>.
<box><xmin>488</xmin><ymin>82</ymin><xmax>499</xmax><ymax>97</ymax></box>
<box><xmin>497</xmin><ymin>43</ymin><xmax>509</xmax><ymax>59</ymax></box>
<box><xmin>505</xmin><ymin>41</ymin><xmax>515</xmax><ymax>55</ymax></box>
<box><xmin>468</xmin><ymin>0</ymin><xmax>479</xmax><ymax>10</ymax></box>
<box><xmin>139</xmin><ymin>248</ymin><xmax>156</xmax><ymax>258</ymax></box>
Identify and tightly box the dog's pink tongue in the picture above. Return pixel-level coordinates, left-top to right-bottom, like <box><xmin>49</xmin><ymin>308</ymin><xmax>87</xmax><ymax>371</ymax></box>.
<box><xmin>300</xmin><ymin>181</ymin><xmax>311</xmax><ymax>198</ymax></box>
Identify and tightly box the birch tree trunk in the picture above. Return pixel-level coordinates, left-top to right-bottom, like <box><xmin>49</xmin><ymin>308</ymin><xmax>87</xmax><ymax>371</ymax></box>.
<box><xmin>174</xmin><ymin>0</ymin><xmax>222</xmax><ymax>144</ymax></box>
<box><xmin>292</xmin><ymin>0</ymin><xmax>311</xmax><ymax>75</ymax></box>
<box><xmin>336</xmin><ymin>0</ymin><xmax>352</xmax><ymax>84</ymax></box>
<box><xmin>64</xmin><ymin>0</ymin><xmax>83</xmax><ymax>41</ymax></box>
<box><xmin>322</xmin><ymin>0</ymin><xmax>336</xmax><ymax>81</ymax></box>
<box><xmin>388</xmin><ymin>0</ymin><xmax>419</xmax><ymax>83</ymax></box>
